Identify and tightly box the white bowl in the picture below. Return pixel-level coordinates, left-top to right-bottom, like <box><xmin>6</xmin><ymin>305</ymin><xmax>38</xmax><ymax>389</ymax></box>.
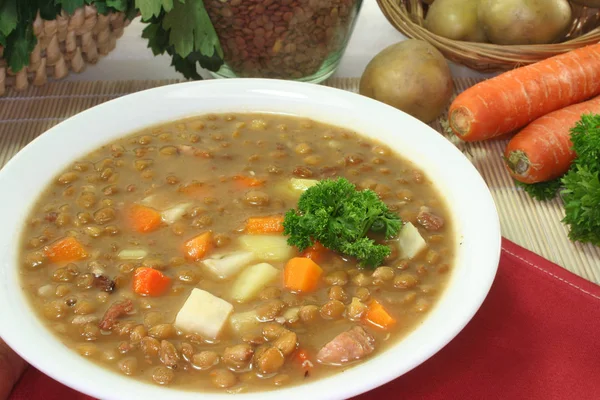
<box><xmin>0</xmin><ymin>79</ymin><xmax>500</xmax><ymax>400</ymax></box>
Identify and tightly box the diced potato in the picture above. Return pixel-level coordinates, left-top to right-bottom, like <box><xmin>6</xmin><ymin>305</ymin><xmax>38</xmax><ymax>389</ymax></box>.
<box><xmin>161</xmin><ymin>203</ymin><xmax>192</xmax><ymax>224</ymax></box>
<box><xmin>141</xmin><ymin>195</ymin><xmax>156</xmax><ymax>206</ymax></box>
<box><xmin>231</xmin><ymin>263</ymin><xmax>280</xmax><ymax>303</ymax></box>
<box><xmin>229</xmin><ymin>310</ymin><xmax>261</xmax><ymax>335</ymax></box>
<box><xmin>118</xmin><ymin>249</ymin><xmax>148</xmax><ymax>260</ymax></box>
<box><xmin>289</xmin><ymin>178</ymin><xmax>318</xmax><ymax>192</ymax></box>
<box><xmin>175</xmin><ymin>288</ymin><xmax>233</xmax><ymax>339</ymax></box>
<box><xmin>202</xmin><ymin>251</ymin><xmax>256</xmax><ymax>280</ymax></box>
<box><xmin>397</xmin><ymin>222</ymin><xmax>427</xmax><ymax>259</ymax></box>
<box><xmin>238</xmin><ymin>235</ymin><xmax>294</xmax><ymax>262</ymax></box>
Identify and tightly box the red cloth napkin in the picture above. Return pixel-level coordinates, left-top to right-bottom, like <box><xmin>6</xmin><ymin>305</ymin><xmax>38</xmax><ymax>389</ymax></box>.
<box><xmin>9</xmin><ymin>238</ymin><xmax>600</xmax><ymax>400</ymax></box>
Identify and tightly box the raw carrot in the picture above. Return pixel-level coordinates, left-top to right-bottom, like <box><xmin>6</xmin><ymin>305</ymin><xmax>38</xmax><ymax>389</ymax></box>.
<box><xmin>505</xmin><ymin>95</ymin><xmax>600</xmax><ymax>183</ymax></box>
<box><xmin>449</xmin><ymin>44</ymin><xmax>600</xmax><ymax>142</ymax></box>
<box><xmin>133</xmin><ymin>267</ymin><xmax>171</xmax><ymax>296</ymax></box>
<box><xmin>127</xmin><ymin>204</ymin><xmax>162</xmax><ymax>233</ymax></box>
<box><xmin>232</xmin><ymin>175</ymin><xmax>264</xmax><ymax>189</ymax></box>
<box><xmin>364</xmin><ymin>300</ymin><xmax>396</xmax><ymax>330</ymax></box>
<box><xmin>183</xmin><ymin>231</ymin><xmax>213</xmax><ymax>261</ymax></box>
<box><xmin>245</xmin><ymin>215</ymin><xmax>284</xmax><ymax>234</ymax></box>
<box><xmin>284</xmin><ymin>257</ymin><xmax>323</xmax><ymax>293</ymax></box>
<box><xmin>44</xmin><ymin>236</ymin><xmax>88</xmax><ymax>263</ymax></box>
<box><xmin>300</xmin><ymin>242</ymin><xmax>327</xmax><ymax>263</ymax></box>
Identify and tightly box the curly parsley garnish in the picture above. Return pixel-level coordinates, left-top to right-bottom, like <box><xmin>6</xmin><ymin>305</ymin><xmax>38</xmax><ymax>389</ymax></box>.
<box><xmin>560</xmin><ymin>114</ymin><xmax>600</xmax><ymax>245</ymax></box>
<box><xmin>283</xmin><ymin>178</ymin><xmax>402</xmax><ymax>268</ymax></box>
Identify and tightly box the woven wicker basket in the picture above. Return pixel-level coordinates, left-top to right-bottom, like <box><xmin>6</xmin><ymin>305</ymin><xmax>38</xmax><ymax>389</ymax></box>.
<box><xmin>377</xmin><ymin>0</ymin><xmax>600</xmax><ymax>72</ymax></box>
<box><xmin>0</xmin><ymin>6</ymin><xmax>131</xmax><ymax>96</ymax></box>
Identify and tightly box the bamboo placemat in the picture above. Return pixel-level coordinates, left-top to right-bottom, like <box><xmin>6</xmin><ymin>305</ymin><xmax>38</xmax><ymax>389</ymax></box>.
<box><xmin>1</xmin><ymin>77</ymin><xmax>598</xmax><ymax>284</ymax></box>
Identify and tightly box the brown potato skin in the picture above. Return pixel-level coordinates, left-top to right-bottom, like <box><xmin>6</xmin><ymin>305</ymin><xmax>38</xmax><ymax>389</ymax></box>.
<box><xmin>359</xmin><ymin>40</ymin><xmax>454</xmax><ymax>124</ymax></box>
<box><xmin>425</xmin><ymin>0</ymin><xmax>488</xmax><ymax>42</ymax></box>
<box><xmin>479</xmin><ymin>0</ymin><xmax>572</xmax><ymax>45</ymax></box>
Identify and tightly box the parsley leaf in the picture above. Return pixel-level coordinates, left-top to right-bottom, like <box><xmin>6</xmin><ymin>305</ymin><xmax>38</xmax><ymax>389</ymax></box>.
<box><xmin>38</xmin><ymin>0</ymin><xmax>62</xmax><ymax>20</ymax></box>
<box><xmin>136</xmin><ymin>0</ymin><xmax>173</xmax><ymax>20</ymax></box>
<box><xmin>142</xmin><ymin>20</ymin><xmax>168</xmax><ymax>55</ymax></box>
<box><xmin>4</xmin><ymin>23</ymin><xmax>37</xmax><ymax>72</ymax></box>
<box><xmin>106</xmin><ymin>0</ymin><xmax>128</xmax><ymax>10</ymax></box>
<box><xmin>55</xmin><ymin>0</ymin><xmax>86</xmax><ymax>15</ymax></box>
<box><xmin>140</xmin><ymin>1</ymin><xmax>224</xmax><ymax>79</ymax></box>
<box><xmin>514</xmin><ymin>178</ymin><xmax>562</xmax><ymax>201</ymax></box>
<box><xmin>283</xmin><ymin>178</ymin><xmax>402</xmax><ymax>268</ymax></box>
<box><xmin>0</xmin><ymin>0</ymin><xmax>18</xmax><ymax>37</ymax></box>
<box><xmin>162</xmin><ymin>0</ymin><xmax>223</xmax><ymax>60</ymax></box>
<box><xmin>560</xmin><ymin>114</ymin><xmax>600</xmax><ymax>245</ymax></box>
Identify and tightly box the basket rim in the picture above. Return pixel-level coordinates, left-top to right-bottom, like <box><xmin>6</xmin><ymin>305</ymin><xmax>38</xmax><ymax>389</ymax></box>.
<box><xmin>376</xmin><ymin>0</ymin><xmax>600</xmax><ymax>64</ymax></box>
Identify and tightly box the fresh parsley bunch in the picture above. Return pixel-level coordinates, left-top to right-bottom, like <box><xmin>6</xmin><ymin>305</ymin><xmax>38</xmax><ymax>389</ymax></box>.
<box><xmin>518</xmin><ymin>114</ymin><xmax>600</xmax><ymax>245</ymax></box>
<box><xmin>0</xmin><ymin>0</ymin><xmax>222</xmax><ymax>81</ymax></box>
<box><xmin>283</xmin><ymin>177</ymin><xmax>402</xmax><ymax>268</ymax></box>
<box><xmin>560</xmin><ymin>114</ymin><xmax>600</xmax><ymax>245</ymax></box>
<box><xmin>138</xmin><ymin>0</ymin><xmax>223</xmax><ymax>80</ymax></box>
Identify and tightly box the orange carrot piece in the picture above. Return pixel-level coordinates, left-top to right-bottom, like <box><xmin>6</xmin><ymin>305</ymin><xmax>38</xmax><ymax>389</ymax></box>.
<box><xmin>127</xmin><ymin>204</ymin><xmax>162</xmax><ymax>233</ymax></box>
<box><xmin>183</xmin><ymin>231</ymin><xmax>213</xmax><ymax>261</ymax></box>
<box><xmin>449</xmin><ymin>43</ymin><xmax>600</xmax><ymax>142</ymax></box>
<box><xmin>44</xmin><ymin>237</ymin><xmax>88</xmax><ymax>263</ymax></box>
<box><xmin>245</xmin><ymin>215</ymin><xmax>284</xmax><ymax>234</ymax></box>
<box><xmin>178</xmin><ymin>181</ymin><xmax>209</xmax><ymax>197</ymax></box>
<box><xmin>284</xmin><ymin>257</ymin><xmax>323</xmax><ymax>293</ymax></box>
<box><xmin>233</xmin><ymin>175</ymin><xmax>264</xmax><ymax>189</ymax></box>
<box><xmin>364</xmin><ymin>300</ymin><xmax>396</xmax><ymax>330</ymax></box>
<box><xmin>300</xmin><ymin>242</ymin><xmax>327</xmax><ymax>263</ymax></box>
<box><xmin>295</xmin><ymin>349</ymin><xmax>313</xmax><ymax>370</ymax></box>
<box><xmin>296</xmin><ymin>349</ymin><xmax>310</xmax><ymax>364</ymax></box>
<box><xmin>132</xmin><ymin>267</ymin><xmax>171</xmax><ymax>297</ymax></box>
<box><xmin>505</xmin><ymin>95</ymin><xmax>600</xmax><ymax>183</ymax></box>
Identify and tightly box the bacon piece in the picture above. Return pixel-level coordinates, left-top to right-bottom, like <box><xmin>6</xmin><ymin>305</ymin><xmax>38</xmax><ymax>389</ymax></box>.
<box><xmin>98</xmin><ymin>299</ymin><xmax>133</xmax><ymax>331</ymax></box>
<box><xmin>317</xmin><ymin>326</ymin><xmax>375</xmax><ymax>365</ymax></box>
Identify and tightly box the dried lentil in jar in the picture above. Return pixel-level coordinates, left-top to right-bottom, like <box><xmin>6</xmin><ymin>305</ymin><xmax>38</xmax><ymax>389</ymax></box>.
<box><xmin>205</xmin><ymin>0</ymin><xmax>361</xmax><ymax>80</ymax></box>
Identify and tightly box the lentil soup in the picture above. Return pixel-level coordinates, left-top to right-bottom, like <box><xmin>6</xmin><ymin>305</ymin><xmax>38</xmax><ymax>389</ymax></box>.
<box><xmin>19</xmin><ymin>113</ymin><xmax>454</xmax><ymax>392</ymax></box>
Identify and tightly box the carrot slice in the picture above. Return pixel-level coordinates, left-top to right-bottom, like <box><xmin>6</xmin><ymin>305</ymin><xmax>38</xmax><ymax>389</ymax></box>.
<box><xmin>245</xmin><ymin>215</ymin><xmax>284</xmax><ymax>234</ymax></box>
<box><xmin>233</xmin><ymin>175</ymin><xmax>264</xmax><ymax>189</ymax></box>
<box><xmin>295</xmin><ymin>348</ymin><xmax>313</xmax><ymax>370</ymax></box>
<box><xmin>183</xmin><ymin>232</ymin><xmax>214</xmax><ymax>261</ymax></box>
<box><xmin>364</xmin><ymin>300</ymin><xmax>396</xmax><ymax>330</ymax></box>
<box><xmin>300</xmin><ymin>242</ymin><xmax>327</xmax><ymax>263</ymax></box>
<box><xmin>178</xmin><ymin>181</ymin><xmax>209</xmax><ymax>198</ymax></box>
<box><xmin>284</xmin><ymin>257</ymin><xmax>323</xmax><ymax>293</ymax></box>
<box><xmin>132</xmin><ymin>267</ymin><xmax>171</xmax><ymax>297</ymax></box>
<box><xmin>44</xmin><ymin>237</ymin><xmax>88</xmax><ymax>263</ymax></box>
<box><xmin>295</xmin><ymin>348</ymin><xmax>310</xmax><ymax>364</ymax></box>
<box><xmin>127</xmin><ymin>204</ymin><xmax>162</xmax><ymax>233</ymax></box>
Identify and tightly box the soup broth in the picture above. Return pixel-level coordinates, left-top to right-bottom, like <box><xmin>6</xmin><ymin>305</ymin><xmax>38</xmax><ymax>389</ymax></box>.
<box><xmin>19</xmin><ymin>113</ymin><xmax>454</xmax><ymax>392</ymax></box>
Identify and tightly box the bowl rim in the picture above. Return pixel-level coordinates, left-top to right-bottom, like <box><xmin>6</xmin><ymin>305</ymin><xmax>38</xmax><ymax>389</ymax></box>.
<box><xmin>0</xmin><ymin>78</ymin><xmax>501</xmax><ymax>400</ymax></box>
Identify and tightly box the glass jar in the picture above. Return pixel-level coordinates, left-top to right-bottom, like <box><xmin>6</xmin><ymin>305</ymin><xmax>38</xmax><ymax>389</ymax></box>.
<box><xmin>205</xmin><ymin>0</ymin><xmax>363</xmax><ymax>82</ymax></box>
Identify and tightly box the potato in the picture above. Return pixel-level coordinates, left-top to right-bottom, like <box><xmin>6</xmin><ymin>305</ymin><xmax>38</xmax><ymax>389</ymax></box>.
<box><xmin>359</xmin><ymin>40</ymin><xmax>454</xmax><ymax>124</ymax></box>
<box><xmin>425</xmin><ymin>0</ymin><xmax>487</xmax><ymax>42</ymax></box>
<box><xmin>479</xmin><ymin>0</ymin><xmax>572</xmax><ymax>45</ymax></box>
